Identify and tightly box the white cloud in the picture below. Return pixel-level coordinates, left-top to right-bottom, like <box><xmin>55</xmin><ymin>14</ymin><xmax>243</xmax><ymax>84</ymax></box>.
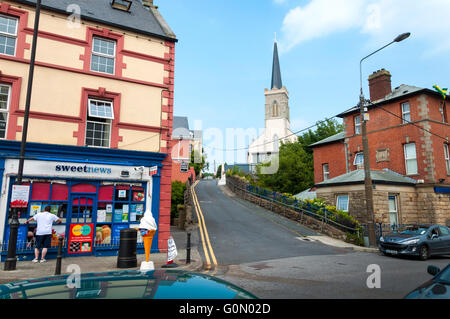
<box><xmin>278</xmin><ymin>0</ymin><xmax>450</xmax><ymax>56</ymax></box>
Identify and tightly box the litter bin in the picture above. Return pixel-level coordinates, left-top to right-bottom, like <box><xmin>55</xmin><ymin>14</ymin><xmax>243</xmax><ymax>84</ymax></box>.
<box><xmin>117</xmin><ymin>228</ymin><xmax>137</xmax><ymax>268</ymax></box>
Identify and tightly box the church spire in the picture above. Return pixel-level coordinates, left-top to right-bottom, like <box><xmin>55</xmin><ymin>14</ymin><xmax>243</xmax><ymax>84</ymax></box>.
<box><xmin>271</xmin><ymin>38</ymin><xmax>282</xmax><ymax>90</ymax></box>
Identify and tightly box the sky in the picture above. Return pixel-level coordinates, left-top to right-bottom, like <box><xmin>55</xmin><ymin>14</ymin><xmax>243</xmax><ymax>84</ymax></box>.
<box><xmin>158</xmin><ymin>0</ymin><xmax>450</xmax><ymax>172</ymax></box>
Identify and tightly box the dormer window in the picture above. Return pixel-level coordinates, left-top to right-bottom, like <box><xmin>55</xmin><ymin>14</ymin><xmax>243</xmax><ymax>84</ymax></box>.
<box><xmin>111</xmin><ymin>0</ymin><xmax>132</xmax><ymax>12</ymax></box>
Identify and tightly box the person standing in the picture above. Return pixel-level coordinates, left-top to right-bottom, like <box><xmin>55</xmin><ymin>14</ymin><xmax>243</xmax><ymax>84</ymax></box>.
<box><xmin>25</xmin><ymin>206</ymin><xmax>62</xmax><ymax>263</ymax></box>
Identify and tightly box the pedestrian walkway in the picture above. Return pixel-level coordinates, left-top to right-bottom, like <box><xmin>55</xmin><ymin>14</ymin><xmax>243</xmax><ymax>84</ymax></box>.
<box><xmin>0</xmin><ymin>227</ymin><xmax>203</xmax><ymax>285</ymax></box>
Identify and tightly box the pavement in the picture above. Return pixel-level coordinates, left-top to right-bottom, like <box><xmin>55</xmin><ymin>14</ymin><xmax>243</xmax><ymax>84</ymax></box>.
<box><xmin>307</xmin><ymin>235</ymin><xmax>379</xmax><ymax>253</ymax></box>
<box><xmin>0</xmin><ymin>226</ymin><xmax>204</xmax><ymax>285</ymax></box>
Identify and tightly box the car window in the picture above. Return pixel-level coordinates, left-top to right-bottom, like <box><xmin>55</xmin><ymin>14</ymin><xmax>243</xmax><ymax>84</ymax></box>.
<box><xmin>439</xmin><ymin>226</ymin><xmax>450</xmax><ymax>236</ymax></box>
<box><xmin>430</xmin><ymin>227</ymin><xmax>440</xmax><ymax>237</ymax></box>
<box><xmin>436</xmin><ymin>265</ymin><xmax>450</xmax><ymax>284</ymax></box>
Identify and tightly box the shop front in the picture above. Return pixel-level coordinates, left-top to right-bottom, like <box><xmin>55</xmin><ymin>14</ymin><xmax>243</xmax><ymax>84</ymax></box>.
<box><xmin>0</xmin><ymin>141</ymin><xmax>166</xmax><ymax>261</ymax></box>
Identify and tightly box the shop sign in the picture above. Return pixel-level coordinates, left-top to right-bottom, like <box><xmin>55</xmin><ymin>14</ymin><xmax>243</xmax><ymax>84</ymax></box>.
<box><xmin>68</xmin><ymin>223</ymin><xmax>94</xmax><ymax>254</ymax></box>
<box><xmin>149</xmin><ymin>166</ymin><xmax>158</xmax><ymax>176</ymax></box>
<box><xmin>10</xmin><ymin>185</ymin><xmax>30</xmax><ymax>208</ymax></box>
<box><xmin>180</xmin><ymin>162</ymin><xmax>188</xmax><ymax>172</ymax></box>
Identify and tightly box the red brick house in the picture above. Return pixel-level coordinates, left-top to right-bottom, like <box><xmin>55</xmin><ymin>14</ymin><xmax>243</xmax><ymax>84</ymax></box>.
<box><xmin>311</xmin><ymin>69</ymin><xmax>450</xmax><ymax>226</ymax></box>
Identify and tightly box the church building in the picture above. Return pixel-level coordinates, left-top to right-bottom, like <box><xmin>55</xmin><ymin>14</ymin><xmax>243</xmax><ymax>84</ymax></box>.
<box><xmin>247</xmin><ymin>40</ymin><xmax>297</xmax><ymax>165</ymax></box>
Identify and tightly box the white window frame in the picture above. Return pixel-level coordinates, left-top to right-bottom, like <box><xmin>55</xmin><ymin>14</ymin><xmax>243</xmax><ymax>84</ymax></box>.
<box><xmin>90</xmin><ymin>37</ymin><xmax>116</xmax><ymax>75</ymax></box>
<box><xmin>85</xmin><ymin>98</ymin><xmax>113</xmax><ymax>148</ymax></box>
<box><xmin>0</xmin><ymin>14</ymin><xmax>18</xmax><ymax>56</ymax></box>
<box><xmin>404</xmin><ymin>143</ymin><xmax>418</xmax><ymax>175</ymax></box>
<box><xmin>322</xmin><ymin>163</ymin><xmax>329</xmax><ymax>181</ymax></box>
<box><xmin>401</xmin><ymin>102</ymin><xmax>411</xmax><ymax>124</ymax></box>
<box><xmin>354</xmin><ymin>115</ymin><xmax>361</xmax><ymax>135</ymax></box>
<box><xmin>0</xmin><ymin>84</ymin><xmax>11</xmax><ymax>139</ymax></box>
<box><xmin>445</xmin><ymin>143</ymin><xmax>450</xmax><ymax>175</ymax></box>
<box><xmin>353</xmin><ymin>152</ymin><xmax>364</xmax><ymax>167</ymax></box>
<box><xmin>87</xmin><ymin>98</ymin><xmax>114</xmax><ymax>120</ymax></box>
<box><xmin>388</xmin><ymin>195</ymin><xmax>399</xmax><ymax>227</ymax></box>
<box><xmin>336</xmin><ymin>194</ymin><xmax>349</xmax><ymax>212</ymax></box>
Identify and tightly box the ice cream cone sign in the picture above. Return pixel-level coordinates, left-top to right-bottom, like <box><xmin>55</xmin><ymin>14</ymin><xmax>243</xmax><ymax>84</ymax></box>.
<box><xmin>139</xmin><ymin>208</ymin><xmax>157</xmax><ymax>271</ymax></box>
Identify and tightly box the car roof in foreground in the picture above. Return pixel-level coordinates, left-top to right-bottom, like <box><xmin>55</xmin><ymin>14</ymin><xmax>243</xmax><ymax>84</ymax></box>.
<box><xmin>0</xmin><ymin>270</ymin><xmax>257</xmax><ymax>299</ymax></box>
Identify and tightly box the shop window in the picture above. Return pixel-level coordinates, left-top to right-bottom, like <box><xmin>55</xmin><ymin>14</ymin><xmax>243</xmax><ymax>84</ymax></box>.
<box><xmin>0</xmin><ymin>84</ymin><xmax>11</xmax><ymax>139</ymax></box>
<box><xmin>98</xmin><ymin>185</ymin><xmax>114</xmax><ymax>201</ymax></box>
<box><xmin>51</xmin><ymin>183</ymin><xmax>69</xmax><ymax>201</ymax></box>
<box><xmin>0</xmin><ymin>14</ymin><xmax>18</xmax><ymax>56</ymax></box>
<box><xmin>30</xmin><ymin>183</ymin><xmax>50</xmax><ymax>200</ymax></box>
<box><xmin>71</xmin><ymin>183</ymin><xmax>97</xmax><ymax>193</ymax></box>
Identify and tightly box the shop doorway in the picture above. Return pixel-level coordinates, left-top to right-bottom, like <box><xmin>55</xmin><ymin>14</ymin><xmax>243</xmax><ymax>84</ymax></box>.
<box><xmin>66</xmin><ymin>194</ymin><xmax>97</xmax><ymax>256</ymax></box>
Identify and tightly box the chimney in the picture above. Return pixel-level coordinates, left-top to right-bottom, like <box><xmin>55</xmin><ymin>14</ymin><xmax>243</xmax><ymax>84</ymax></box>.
<box><xmin>368</xmin><ymin>69</ymin><xmax>392</xmax><ymax>101</ymax></box>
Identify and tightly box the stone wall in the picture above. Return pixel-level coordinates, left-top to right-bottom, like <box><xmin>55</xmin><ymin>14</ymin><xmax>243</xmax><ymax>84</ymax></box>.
<box><xmin>226</xmin><ymin>176</ymin><xmax>350</xmax><ymax>241</ymax></box>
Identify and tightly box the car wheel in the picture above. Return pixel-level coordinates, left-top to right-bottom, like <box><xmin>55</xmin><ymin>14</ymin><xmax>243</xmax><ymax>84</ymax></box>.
<box><xmin>419</xmin><ymin>245</ymin><xmax>429</xmax><ymax>261</ymax></box>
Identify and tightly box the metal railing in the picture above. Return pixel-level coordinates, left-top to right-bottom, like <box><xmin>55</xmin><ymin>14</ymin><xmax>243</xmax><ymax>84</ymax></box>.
<box><xmin>226</xmin><ymin>177</ymin><xmax>361</xmax><ymax>235</ymax></box>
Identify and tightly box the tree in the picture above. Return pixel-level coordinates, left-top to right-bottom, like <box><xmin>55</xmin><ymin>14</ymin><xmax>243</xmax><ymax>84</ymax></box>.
<box><xmin>256</xmin><ymin>141</ymin><xmax>313</xmax><ymax>195</ymax></box>
<box><xmin>189</xmin><ymin>148</ymin><xmax>206</xmax><ymax>176</ymax></box>
<box><xmin>255</xmin><ymin>118</ymin><xmax>344</xmax><ymax>195</ymax></box>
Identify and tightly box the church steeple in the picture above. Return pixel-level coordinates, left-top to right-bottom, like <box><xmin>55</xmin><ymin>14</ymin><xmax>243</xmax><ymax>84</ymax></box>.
<box><xmin>271</xmin><ymin>39</ymin><xmax>282</xmax><ymax>90</ymax></box>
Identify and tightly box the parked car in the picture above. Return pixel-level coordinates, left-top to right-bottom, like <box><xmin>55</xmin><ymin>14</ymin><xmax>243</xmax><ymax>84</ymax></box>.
<box><xmin>0</xmin><ymin>270</ymin><xmax>257</xmax><ymax>299</ymax></box>
<box><xmin>404</xmin><ymin>264</ymin><xmax>450</xmax><ymax>298</ymax></box>
<box><xmin>379</xmin><ymin>224</ymin><xmax>450</xmax><ymax>260</ymax></box>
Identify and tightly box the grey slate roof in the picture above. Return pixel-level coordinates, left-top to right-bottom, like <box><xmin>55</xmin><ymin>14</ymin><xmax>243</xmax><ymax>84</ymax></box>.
<box><xmin>309</xmin><ymin>131</ymin><xmax>345</xmax><ymax>147</ymax></box>
<box><xmin>337</xmin><ymin>84</ymin><xmax>432</xmax><ymax>118</ymax></box>
<box><xmin>13</xmin><ymin>0</ymin><xmax>176</xmax><ymax>41</ymax></box>
<box><xmin>271</xmin><ymin>41</ymin><xmax>282</xmax><ymax>90</ymax></box>
<box><xmin>172</xmin><ymin>116</ymin><xmax>191</xmax><ymax>139</ymax></box>
<box><xmin>315</xmin><ymin>168</ymin><xmax>417</xmax><ymax>187</ymax></box>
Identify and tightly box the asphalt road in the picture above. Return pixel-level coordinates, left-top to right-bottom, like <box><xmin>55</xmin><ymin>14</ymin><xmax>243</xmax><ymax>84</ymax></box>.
<box><xmin>192</xmin><ymin>179</ymin><xmax>450</xmax><ymax>299</ymax></box>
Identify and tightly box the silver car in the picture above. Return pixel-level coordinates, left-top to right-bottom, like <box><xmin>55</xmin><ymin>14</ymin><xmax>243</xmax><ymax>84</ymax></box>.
<box><xmin>379</xmin><ymin>224</ymin><xmax>450</xmax><ymax>260</ymax></box>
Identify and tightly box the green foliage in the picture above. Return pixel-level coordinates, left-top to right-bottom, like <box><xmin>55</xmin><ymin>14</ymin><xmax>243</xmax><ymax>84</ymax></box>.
<box><xmin>189</xmin><ymin>148</ymin><xmax>207</xmax><ymax>176</ymax></box>
<box><xmin>253</xmin><ymin>118</ymin><xmax>344</xmax><ymax>195</ymax></box>
<box><xmin>171</xmin><ymin>181</ymin><xmax>186</xmax><ymax>219</ymax></box>
<box><xmin>256</xmin><ymin>141</ymin><xmax>314</xmax><ymax>195</ymax></box>
<box><xmin>215</xmin><ymin>164</ymin><xmax>222</xmax><ymax>178</ymax></box>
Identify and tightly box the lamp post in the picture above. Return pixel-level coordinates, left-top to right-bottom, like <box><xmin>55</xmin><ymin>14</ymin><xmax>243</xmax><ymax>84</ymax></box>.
<box><xmin>4</xmin><ymin>0</ymin><xmax>42</xmax><ymax>271</ymax></box>
<box><xmin>359</xmin><ymin>32</ymin><xmax>410</xmax><ymax>247</ymax></box>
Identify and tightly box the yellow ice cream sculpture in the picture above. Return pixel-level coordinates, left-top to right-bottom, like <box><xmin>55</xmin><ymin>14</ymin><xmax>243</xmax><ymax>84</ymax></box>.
<box><xmin>139</xmin><ymin>208</ymin><xmax>157</xmax><ymax>271</ymax></box>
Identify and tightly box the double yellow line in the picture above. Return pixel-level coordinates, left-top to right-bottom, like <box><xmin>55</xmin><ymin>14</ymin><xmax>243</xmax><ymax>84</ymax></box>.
<box><xmin>191</xmin><ymin>180</ymin><xmax>218</xmax><ymax>272</ymax></box>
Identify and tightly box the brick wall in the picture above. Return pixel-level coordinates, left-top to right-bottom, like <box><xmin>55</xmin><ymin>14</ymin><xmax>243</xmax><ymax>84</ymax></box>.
<box><xmin>313</xmin><ymin>141</ymin><xmax>347</xmax><ymax>184</ymax></box>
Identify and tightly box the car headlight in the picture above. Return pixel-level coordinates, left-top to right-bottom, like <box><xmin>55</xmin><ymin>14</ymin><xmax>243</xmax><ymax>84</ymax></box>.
<box><xmin>401</xmin><ymin>238</ymin><xmax>420</xmax><ymax>245</ymax></box>
<box><xmin>379</xmin><ymin>236</ymin><xmax>385</xmax><ymax>242</ymax></box>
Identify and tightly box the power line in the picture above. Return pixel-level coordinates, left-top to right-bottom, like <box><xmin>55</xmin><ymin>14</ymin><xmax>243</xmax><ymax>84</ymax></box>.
<box><xmin>204</xmin><ymin>116</ymin><xmax>341</xmax><ymax>152</ymax></box>
<box><xmin>367</xmin><ymin>100</ymin><xmax>449</xmax><ymax>142</ymax></box>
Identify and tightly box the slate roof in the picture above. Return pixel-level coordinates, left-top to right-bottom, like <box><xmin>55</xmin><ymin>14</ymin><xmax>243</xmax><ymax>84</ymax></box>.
<box><xmin>315</xmin><ymin>168</ymin><xmax>417</xmax><ymax>187</ymax></box>
<box><xmin>271</xmin><ymin>41</ymin><xmax>282</xmax><ymax>90</ymax></box>
<box><xmin>337</xmin><ymin>84</ymin><xmax>438</xmax><ymax>118</ymax></box>
<box><xmin>172</xmin><ymin>116</ymin><xmax>191</xmax><ymax>139</ymax></box>
<box><xmin>12</xmin><ymin>0</ymin><xmax>176</xmax><ymax>41</ymax></box>
<box><xmin>309</xmin><ymin>131</ymin><xmax>345</xmax><ymax>147</ymax></box>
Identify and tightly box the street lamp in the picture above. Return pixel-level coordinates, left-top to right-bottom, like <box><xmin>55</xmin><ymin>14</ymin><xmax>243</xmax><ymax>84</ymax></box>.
<box><xmin>359</xmin><ymin>32</ymin><xmax>410</xmax><ymax>247</ymax></box>
<box><xmin>4</xmin><ymin>0</ymin><xmax>42</xmax><ymax>271</ymax></box>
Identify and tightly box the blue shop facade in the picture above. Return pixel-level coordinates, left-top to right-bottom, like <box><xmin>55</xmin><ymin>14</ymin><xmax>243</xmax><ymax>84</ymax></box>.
<box><xmin>0</xmin><ymin>140</ymin><xmax>166</xmax><ymax>261</ymax></box>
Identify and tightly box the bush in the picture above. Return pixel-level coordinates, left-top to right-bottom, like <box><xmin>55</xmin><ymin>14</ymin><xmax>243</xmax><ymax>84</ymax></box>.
<box><xmin>171</xmin><ymin>181</ymin><xmax>186</xmax><ymax>221</ymax></box>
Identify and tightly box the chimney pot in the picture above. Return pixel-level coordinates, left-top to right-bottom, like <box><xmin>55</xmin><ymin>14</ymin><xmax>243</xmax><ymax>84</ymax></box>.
<box><xmin>368</xmin><ymin>69</ymin><xmax>392</xmax><ymax>101</ymax></box>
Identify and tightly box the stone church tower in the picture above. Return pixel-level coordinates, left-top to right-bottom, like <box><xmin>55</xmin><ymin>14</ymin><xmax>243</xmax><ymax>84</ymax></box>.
<box><xmin>248</xmin><ymin>40</ymin><xmax>297</xmax><ymax>165</ymax></box>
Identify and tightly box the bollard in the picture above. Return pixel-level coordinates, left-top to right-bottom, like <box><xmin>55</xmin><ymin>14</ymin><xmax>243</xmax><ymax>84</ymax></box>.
<box><xmin>55</xmin><ymin>236</ymin><xmax>64</xmax><ymax>275</ymax></box>
<box><xmin>117</xmin><ymin>228</ymin><xmax>137</xmax><ymax>268</ymax></box>
<box><xmin>186</xmin><ymin>232</ymin><xmax>191</xmax><ymax>264</ymax></box>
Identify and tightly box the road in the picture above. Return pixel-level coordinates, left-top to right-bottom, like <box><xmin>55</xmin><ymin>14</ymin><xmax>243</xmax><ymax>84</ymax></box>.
<box><xmin>191</xmin><ymin>179</ymin><xmax>450</xmax><ymax>299</ymax></box>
